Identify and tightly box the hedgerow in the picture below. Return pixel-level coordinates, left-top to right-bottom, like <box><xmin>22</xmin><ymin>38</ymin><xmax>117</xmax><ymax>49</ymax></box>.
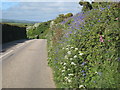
<box><xmin>2</xmin><ymin>23</ymin><xmax>27</xmax><ymax>43</ymax></box>
<box><xmin>47</xmin><ymin>2</ymin><xmax>120</xmax><ymax>88</ymax></box>
<box><xmin>27</xmin><ymin>21</ymin><xmax>51</xmax><ymax>39</ymax></box>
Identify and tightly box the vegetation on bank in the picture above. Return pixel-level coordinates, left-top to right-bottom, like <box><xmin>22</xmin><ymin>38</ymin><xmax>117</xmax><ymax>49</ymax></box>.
<box><xmin>26</xmin><ymin>1</ymin><xmax>119</xmax><ymax>88</ymax></box>
<box><xmin>47</xmin><ymin>2</ymin><xmax>120</xmax><ymax>88</ymax></box>
<box><xmin>26</xmin><ymin>21</ymin><xmax>51</xmax><ymax>39</ymax></box>
<box><xmin>26</xmin><ymin>13</ymin><xmax>73</xmax><ymax>39</ymax></box>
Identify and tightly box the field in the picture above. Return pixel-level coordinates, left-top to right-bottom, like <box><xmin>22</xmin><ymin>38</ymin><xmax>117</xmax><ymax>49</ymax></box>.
<box><xmin>1</xmin><ymin>22</ymin><xmax>34</xmax><ymax>27</ymax></box>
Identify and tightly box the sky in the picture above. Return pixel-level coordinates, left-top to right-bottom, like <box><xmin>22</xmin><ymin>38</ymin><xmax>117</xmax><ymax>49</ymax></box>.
<box><xmin>1</xmin><ymin>0</ymin><xmax>83</xmax><ymax>22</ymax></box>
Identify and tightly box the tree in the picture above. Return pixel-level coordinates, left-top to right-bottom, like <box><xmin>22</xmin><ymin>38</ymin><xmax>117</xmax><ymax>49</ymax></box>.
<box><xmin>65</xmin><ymin>13</ymin><xmax>73</xmax><ymax>18</ymax></box>
<box><xmin>59</xmin><ymin>14</ymin><xmax>65</xmax><ymax>18</ymax></box>
<box><xmin>79</xmin><ymin>0</ymin><xmax>93</xmax><ymax>12</ymax></box>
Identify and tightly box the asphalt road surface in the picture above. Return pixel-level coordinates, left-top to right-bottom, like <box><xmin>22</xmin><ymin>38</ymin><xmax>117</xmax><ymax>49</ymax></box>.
<box><xmin>1</xmin><ymin>39</ymin><xmax>56</xmax><ymax>88</ymax></box>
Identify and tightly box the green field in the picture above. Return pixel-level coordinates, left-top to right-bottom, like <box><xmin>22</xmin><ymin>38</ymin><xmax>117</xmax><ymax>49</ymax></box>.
<box><xmin>1</xmin><ymin>22</ymin><xmax>34</xmax><ymax>27</ymax></box>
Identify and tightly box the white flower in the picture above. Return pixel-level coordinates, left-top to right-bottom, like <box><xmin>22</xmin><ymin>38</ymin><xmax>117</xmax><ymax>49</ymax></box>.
<box><xmin>64</xmin><ymin>63</ymin><xmax>66</xmax><ymax>65</ymax></box>
<box><xmin>79</xmin><ymin>85</ymin><xmax>85</xmax><ymax>88</ymax></box>
<box><xmin>68</xmin><ymin>69</ymin><xmax>70</xmax><ymax>70</ymax></box>
<box><xmin>63</xmin><ymin>66</ymin><xmax>66</xmax><ymax>69</ymax></box>
<box><xmin>68</xmin><ymin>74</ymin><xmax>74</xmax><ymax>76</ymax></box>
<box><xmin>62</xmin><ymin>47</ymin><xmax>65</xmax><ymax>50</ymax></box>
<box><xmin>95</xmin><ymin>72</ymin><xmax>97</xmax><ymax>74</ymax></box>
<box><xmin>62</xmin><ymin>70</ymin><xmax>65</xmax><ymax>72</ymax></box>
<box><xmin>70</xmin><ymin>58</ymin><xmax>73</xmax><ymax>60</ymax></box>
<box><xmin>79</xmin><ymin>51</ymin><xmax>84</xmax><ymax>56</ymax></box>
<box><xmin>65</xmin><ymin>55</ymin><xmax>68</xmax><ymax>59</ymax></box>
<box><xmin>67</xmin><ymin>51</ymin><xmax>71</xmax><ymax>55</ymax></box>
<box><xmin>65</xmin><ymin>77</ymin><xmax>68</xmax><ymax>80</ymax></box>
<box><xmin>75</xmin><ymin>48</ymin><xmax>78</xmax><ymax>51</ymax></box>
<box><xmin>68</xmin><ymin>79</ymin><xmax>72</xmax><ymax>82</ymax></box>
<box><xmin>71</xmin><ymin>47</ymin><xmax>74</xmax><ymax>49</ymax></box>
<box><xmin>79</xmin><ymin>53</ymin><xmax>83</xmax><ymax>56</ymax></box>
<box><xmin>66</xmin><ymin>48</ymin><xmax>69</xmax><ymax>50</ymax></box>
<box><xmin>67</xmin><ymin>45</ymin><xmax>70</xmax><ymax>47</ymax></box>
<box><xmin>74</xmin><ymin>55</ymin><xmax>77</xmax><ymax>58</ymax></box>
<box><xmin>71</xmin><ymin>62</ymin><xmax>76</xmax><ymax>65</ymax></box>
<box><xmin>60</xmin><ymin>62</ymin><xmax>63</xmax><ymax>64</ymax></box>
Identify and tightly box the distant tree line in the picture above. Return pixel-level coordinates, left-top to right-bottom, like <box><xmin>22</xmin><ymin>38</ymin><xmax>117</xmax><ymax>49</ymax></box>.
<box><xmin>2</xmin><ymin>23</ymin><xmax>27</xmax><ymax>43</ymax></box>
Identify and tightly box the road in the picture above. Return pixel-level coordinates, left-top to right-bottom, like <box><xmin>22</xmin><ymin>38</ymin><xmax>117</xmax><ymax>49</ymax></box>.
<box><xmin>1</xmin><ymin>39</ymin><xmax>56</xmax><ymax>88</ymax></box>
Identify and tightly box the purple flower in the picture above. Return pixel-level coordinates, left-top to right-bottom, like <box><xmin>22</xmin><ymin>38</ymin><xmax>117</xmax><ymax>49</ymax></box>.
<box><xmin>81</xmin><ymin>70</ymin><xmax>85</xmax><ymax>73</ymax></box>
<box><xmin>118</xmin><ymin>57</ymin><xmax>120</xmax><ymax>62</ymax></box>
<box><xmin>94</xmin><ymin>9</ymin><xmax>97</xmax><ymax>10</ymax></box>
<box><xmin>83</xmin><ymin>73</ymin><xmax>86</xmax><ymax>76</ymax></box>
<box><xmin>98</xmin><ymin>20</ymin><xmax>101</xmax><ymax>22</ymax></box>
<box><xmin>81</xmin><ymin>62</ymin><xmax>85</xmax><ymax>66</ymax></box>
<box><xmin>69</xmin><ymin>31</ymin><xmax>72</xmax><ymax>34</ymax></box>
<box><xmin>59</xmin><ymin>41</ymin><xmax>63</xmax><ymax>43</ymax></box>
<box><xmin>65</xmin><ymin>35</ymin><xmax>68</xmax><ymax>38</ymax></box>
<box><xmin>55</xmin><ymin>66</ymin><xmax>58</xmax><ymax>69</ymax></box>
<box><xmin>98</xmin><ymin>72</ymin><xmax>102</xmax><ymax>76</ymax></box>
<box><xmin>100</xmin><ymin>7</ymin><xmax>105</xmax><ymax>10</ymax></box>
<box><xmin>107</xmin><ymin>6</ymin><xmax>110</xmax><ymax>9</ymax></box>
<box><xmin>54</xmin><ymin>61</ymin><xmax>58</xmax><ymax>63</ymax></box>
<box><xmin>55</xmin><ymin>50</ymin><xmax>58</xmax><ymax>53</ymax></box>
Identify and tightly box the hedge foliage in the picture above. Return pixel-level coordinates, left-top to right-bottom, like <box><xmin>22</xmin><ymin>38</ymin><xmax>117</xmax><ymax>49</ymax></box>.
<box><xmin>26</xmin><ymin>13</ymin><xmax>73</xmax><ymax>39</ymax></box>
<box><xmin>47</xmin><ymin>2</ymin><xmax>120</xmax><ymax>88</ymax></box>
<box><xmin>27</xmin><ymin>21</ymin><xmax>51</xmax><ymax>39</ymax></box>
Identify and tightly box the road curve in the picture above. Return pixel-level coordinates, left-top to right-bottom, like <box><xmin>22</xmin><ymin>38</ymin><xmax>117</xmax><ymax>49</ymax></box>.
<box><xmin>2</xmin><ymin>39</ymin><xmax>56</xmax><ymax>88</ymax></box>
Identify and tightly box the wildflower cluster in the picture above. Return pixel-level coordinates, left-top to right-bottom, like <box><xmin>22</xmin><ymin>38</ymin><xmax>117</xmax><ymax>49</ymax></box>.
<box><xmin>47</xmin><ymin>2</ymin><xmax>120</xmax><ymax>88</ymax></box>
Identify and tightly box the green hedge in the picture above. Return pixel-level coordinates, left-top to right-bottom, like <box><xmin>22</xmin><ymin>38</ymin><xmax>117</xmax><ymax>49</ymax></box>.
<box><xmin>47</xmin><ymin>2</ymin><xmax>120</xmax><ymax>88</ymax></box>
<box><xmin>2</xmin><ymin>23</ymin><xmax>27</xmax><ymax>43</ymax></box>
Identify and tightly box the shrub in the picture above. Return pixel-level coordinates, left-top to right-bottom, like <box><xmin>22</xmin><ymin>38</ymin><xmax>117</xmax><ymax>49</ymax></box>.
<box><xmin>64</xmin><ymin>13</ymin><xmax>73</xmax><ymax>18</ymax></box>
<box><xmin>27</xmin><ymin>20</ymin><xmax>51</xmax><ymax>39</ymax></box>
<box><xmin>47</xmin><ymin>2</ymin><xmax>120</xmax><ymax>88</ymax></box>
<box><xmin>2</xmin><ymin>23</ymin><xmax>27</xmax><ymax>43</ymax></box>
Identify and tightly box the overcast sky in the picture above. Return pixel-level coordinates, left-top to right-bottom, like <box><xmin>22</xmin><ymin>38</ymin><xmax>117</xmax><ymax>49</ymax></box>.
<box><xmin>1</xmin><ymin>1</ymin><xmax>82</xmax><ymax>22</ymax></box>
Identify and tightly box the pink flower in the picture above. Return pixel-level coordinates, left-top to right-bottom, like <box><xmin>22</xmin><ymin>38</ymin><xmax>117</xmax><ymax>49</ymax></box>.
<box><xmin>116</xmin><ymin>18</ymin><xmax>118</xmax><ymax>20</ymax></box>
<box><xmin>100</xmin><ymin>35</ymin><xmax>104</xmax><ymax>42</ymax></box>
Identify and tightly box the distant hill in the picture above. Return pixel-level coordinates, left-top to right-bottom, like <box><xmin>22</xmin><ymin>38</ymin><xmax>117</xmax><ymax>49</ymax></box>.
<box><xmin>0</xmin><ymin>19</ymin><xmax>40</xmax><ymax>24</ymax></box>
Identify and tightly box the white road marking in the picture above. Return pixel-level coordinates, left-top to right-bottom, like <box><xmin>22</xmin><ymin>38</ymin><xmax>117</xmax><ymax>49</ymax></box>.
<box><xmin>16</xmin><ymin>43</ymin><xmax>25</xmax><ymax>48</ymax></box>
<box><xmin>0</xmin><ymin>40</ymin><xmax>33</xmax><ymax>60</ymax></box>
<box><xmin>16</xmin><ymin>40</ymin><xmax>33</xmax><ymax>49</ymax></box>
<box><xmin>0</xmin><ymin>50</ymin><xmax>14</xmax><ymax>59</ymax></box>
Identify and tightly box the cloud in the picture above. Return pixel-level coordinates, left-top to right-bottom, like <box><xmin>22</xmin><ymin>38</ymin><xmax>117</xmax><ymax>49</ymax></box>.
<box><xmin>2</xmin><ymin>2</ymin><xmax>82</xmax><ymax>21</ymax></box>
<box><xmin>2</xmin><ymin>0</ymin><xmax>120</xmax><ymax>2</ymax></box>
<box><xmin>1</xmin><ymin>0</ymin><xmax>80</xmax><ymax>2</ymax></box>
